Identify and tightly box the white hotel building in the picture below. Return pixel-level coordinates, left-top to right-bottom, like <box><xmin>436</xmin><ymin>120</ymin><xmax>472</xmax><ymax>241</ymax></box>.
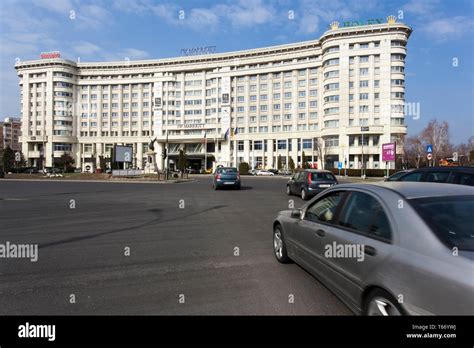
<box><xmin>16</xmin><ymin>17</ymin><xmax>411</xmax><ymax>172</ymax></box>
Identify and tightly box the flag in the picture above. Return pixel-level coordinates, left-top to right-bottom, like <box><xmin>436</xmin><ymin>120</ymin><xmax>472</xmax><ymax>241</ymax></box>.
<box><xmin>230</xmin><ymin>128</ymin><xmax>235</xmax><ymax>139</ymax></box>
<box><xmin>201</xmin><ymin>131</ymin><xmax>206</xmax><ymax>144</ymax></box>
<box><xmin>224</xmin><ymin>128</ymin><xmax>230</xmax><ymax>140</ymax></box>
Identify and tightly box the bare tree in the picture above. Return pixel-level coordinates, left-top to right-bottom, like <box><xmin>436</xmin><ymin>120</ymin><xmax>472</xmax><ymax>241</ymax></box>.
<box><xmin>405</xmin><ymin>136</ymin><xmax>425</xmax><ymax>168</ymax></box>
<box><xmin>420</xmin><ymin>119</ymin><xmax>450</xmax><ymax>164</ymax></box>
<box><xmin>314</xmin><ymin>137</ymin><xmax>326</xmax><ymax>170</ymax></box>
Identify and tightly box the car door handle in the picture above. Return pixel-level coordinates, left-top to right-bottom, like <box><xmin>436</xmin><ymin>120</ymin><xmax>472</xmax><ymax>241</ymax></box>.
<box><xmin>364</xmin><ymin>245</ymin><xmax>377</xmax><ymax>256</ymax></box>
<box><xmin>315</xmin><ymin>229</ymin><xmax>326</xmax><ymax>237</ymax></box>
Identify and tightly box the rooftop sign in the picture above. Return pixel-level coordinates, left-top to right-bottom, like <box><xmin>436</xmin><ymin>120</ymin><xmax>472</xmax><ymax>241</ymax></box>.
<box><xmin>40</xmin><ymin>51</ymin><xmax>61</xmax><ymax>59</ymax></box>
<box><xmin>329</xmin><ymin>15</ymin><xmax>397</xmax><ymax>30</ymax></box>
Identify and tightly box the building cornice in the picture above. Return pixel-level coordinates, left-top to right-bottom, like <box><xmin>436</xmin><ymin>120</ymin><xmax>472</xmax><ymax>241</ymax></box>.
<box><xmin>14</xmin><ymin>23</ymin><xmax>411</xmax><ymax>72</ymax></box>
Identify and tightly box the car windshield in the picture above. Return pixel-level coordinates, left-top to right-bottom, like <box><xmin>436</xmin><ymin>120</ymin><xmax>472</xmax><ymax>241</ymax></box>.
<box><xmin>311</xmin><ymin>172</ymin><xmax>336</xmax><ymax>181</ymax></box>
<box><xmin>410</xmin><ymin>196</ymin><xmax>474</xmax><ymax>251</ymax></box>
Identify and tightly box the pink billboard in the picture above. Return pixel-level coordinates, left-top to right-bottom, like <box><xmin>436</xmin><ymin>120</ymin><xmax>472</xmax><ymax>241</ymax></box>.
<box><xmin>382</xmin><ymin>142</ymin><xmax>396</xmax><ymax>161</ymax></box>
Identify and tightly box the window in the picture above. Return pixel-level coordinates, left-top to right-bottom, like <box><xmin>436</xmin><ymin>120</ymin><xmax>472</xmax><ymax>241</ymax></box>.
<box><xmin>324</xmin><ymin>70</ymin><xmax>339</xmax><ymax>78</ymax></box>
<box><xmin>324</xmin><ymin>136</ymin><xmax>339</xmax><ymax>147</ymax></box>
<box><xmin>324</xmin><ymin>120</ymin><xmax>339</xmax><ymax>128</ymax></box>
<box><xmin>324</xmin><ymin>83</ymin><xmax>339</xmax><ymax>91</ymax></box>
<box><xmin>391</xmin><ymin>54</ymin><xmax>405</xmax><ymax>61</ymax></box>
<box><xmin>360</xmin><ymin>80</ymin><xmax>369</xmax><ymax>88</ymax></box>
<box><xmin>338</xmin><ymin>192</ymin><xmax>391</xmax><ymax>240</ymax></box>
<box><xmin>359</xmin><ymin>55</ymin><xmax>369</xmax><ymax>63</ymax></box>
<box><xmin>302</xmin><ymin>139</ymin><xmax>312</xmax><ymax>149</ymax></box>
<box><xmin>360</xmin><ymin>68</ymin><xmax>369</xmax><ymax>76</ymax></box>
<box><xmin>399</xmin><ymin>172</ymin><xmax>424</xmax><ymax>182</ymax></box>
<box><xmin>304</xmin><ymin>191</ymin><xmax>345</xmax><ymax>223</ymax></box>
<box><xmin>324</xmin><ymin>107</ymin><xmax>339</xmax><ymax>115</ymax></box>
<box><xmin>324</xmin><ymin>58</ymin><xmax>339</xmax><ymax>66</ymax></box>
<box><xmin>410</xmin><ymin>196</ymin><xmax>474</xmax><ymax>250</ymax></box>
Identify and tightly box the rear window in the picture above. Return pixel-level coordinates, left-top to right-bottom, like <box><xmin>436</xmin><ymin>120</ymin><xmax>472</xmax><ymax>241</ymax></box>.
<box><xmin>410</xmin><ymin>196</ymin><xmax>474</xmax><ymax>251</ymax></box>
<box><xmin>311</xmin><ymin>172</ymin><xmax>336</xmax><ymax>181</ymax></box>
<box><xmin>218</xmin><ymin>168</ymin><xmax>237</xmax><ymax>174</ymax></box>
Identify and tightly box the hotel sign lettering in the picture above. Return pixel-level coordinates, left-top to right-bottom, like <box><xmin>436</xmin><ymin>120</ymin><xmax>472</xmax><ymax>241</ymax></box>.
<box><xmin>342</xmin><ymin>18</ymin><xmax>384</xmax><ymax>27</ymax></box>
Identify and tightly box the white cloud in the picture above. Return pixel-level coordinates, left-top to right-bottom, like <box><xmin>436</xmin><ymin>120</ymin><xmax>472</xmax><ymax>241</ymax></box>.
<box><xmin>119</xmin><ymin>48</ymin><xmax>150</xmax><ymax>60</ymax></box>
<box><xmin>72</xmin><ymin>41</ymin><xmax>103</xmax><ymax>56</ymax></box>
<box><xmin>296</xmin><ymin>0</ymin><xmax>378</xmax><ymax>35</ymax></box>
<box><xmin>402</xmin><ymin>0</ymin><xmax>440</xmax><ymax>15</ymax></box>
<box><xmin>32</xmin><ymin>0</ymin><xmax>75</xmax><ymax>14</ymax></box>
<box><xmin>420</xmin><ymin>16</ymin><xmax>474</xmax><ymax>40</ymax></box>
<box><xmin>116</xmin><ymin>0</ymin><xmax>276</xmax><ymax>31</ymax></box>
<box><xmin>217</xmin><ymin>0</ymin><xmax>276</xmax><ymax>28</ymax></box>
<box><xmin>74</xmin><ymin>4</ymin><xmax>113</xmax><ymax>29</ymax></box>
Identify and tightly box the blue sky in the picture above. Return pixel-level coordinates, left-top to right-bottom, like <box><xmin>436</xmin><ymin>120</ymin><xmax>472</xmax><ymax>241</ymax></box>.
<box><xmin>0</xmin><ymin>0</ymin><xmax>473</xmax><ymax>143</ymax></box>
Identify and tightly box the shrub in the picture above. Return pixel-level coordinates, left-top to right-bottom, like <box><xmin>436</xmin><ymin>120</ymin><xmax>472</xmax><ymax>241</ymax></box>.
<box><xmin>239</xmin><ymin>162</ymin><xmax>250</xmax><ymax>174</ymax></box>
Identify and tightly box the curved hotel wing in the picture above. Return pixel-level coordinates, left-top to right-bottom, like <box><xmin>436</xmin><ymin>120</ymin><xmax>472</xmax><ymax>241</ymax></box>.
<box><xmin>15</xmin><ymin>19</ymin><xmax>411</xmax><ymax>172</ymax></box>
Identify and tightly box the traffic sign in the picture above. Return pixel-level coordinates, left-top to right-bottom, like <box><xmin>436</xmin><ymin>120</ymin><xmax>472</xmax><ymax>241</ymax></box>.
<box><xmin>453</xmin><ymin>152</ymin><xmax>458</xmax><ymax>162</ymax></box>
<box><xmin>427</xmin><ymin>153</ymin><xmax>433</xmax><ymax>160</ymax></box>
<box><xmin>426</xmin><ymin>144</ymin><xmax>433</xmax><ymax>153</ymax></box>
<box><xmin>338</xmin><ymin>162</ymin><xmax>343</xmax><ymax>170</ymax></box>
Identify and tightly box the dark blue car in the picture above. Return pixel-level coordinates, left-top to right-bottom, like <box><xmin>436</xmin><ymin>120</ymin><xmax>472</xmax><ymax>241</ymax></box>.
<box><xmin>212</xmin><ymin>167</ymin><xmax>241</xmax><ymax>190</ymax></box>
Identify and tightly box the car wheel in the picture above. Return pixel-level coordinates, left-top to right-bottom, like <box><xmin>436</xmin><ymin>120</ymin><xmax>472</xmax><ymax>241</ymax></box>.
<box><xmin>286</xmin><ymin>185</ymin><xmax>292</xmax><ymax>195</ymax></box>
<box><xmin>301</xmin><ymin>189</ymin><xmax>308</xmax><ymax>200</ymax></box>
<box><xmin>273</xmin><ymin>225</ymin><xmax>290</xmax><ymax>263</ymax></box>
<box><xmin>363</xmin><ymin>289</ymin><xmax>405</xmax><ymax>316</ymax></box>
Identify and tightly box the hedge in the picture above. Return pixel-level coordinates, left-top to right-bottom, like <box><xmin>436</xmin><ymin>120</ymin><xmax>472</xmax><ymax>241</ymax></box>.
<box><xmin>328</xmin><ymin>168</ymin><xmax>398</xmax><ymax>177</ymax></box>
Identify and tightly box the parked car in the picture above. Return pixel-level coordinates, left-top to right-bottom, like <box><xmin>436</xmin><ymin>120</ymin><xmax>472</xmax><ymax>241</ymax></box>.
<box><xmin>384</xmin><ymin>169</ymin><xmax>413</xmax><ymax>181</ymax></box>
<box><xmin>279</xmin><ymin>169</ymin><xmax>293</xmax><ymax>176</ymax></box>
<box><xmin>287</xmin><ymin>170</ymin><xmax>338</xmax><ymax>200</ymax></box>
<box><xmin>256</xmin><ymin>170</ymin><xmax>275</xmax><ymax>176</ymax></box>
<box><xmin>389</xmin><ymin>166</ymin><xmax>474</xmax><ymax>186</ymax></box>
<box><xmin>24</xmin><ymin>167</ymin><xmax>39</xmax><ymax>174</ymax></box>
<box><xmin>267</xmin><ymin>169</ymin><xmax>279</xmax><ymax>174</ymax></box>
<box><xmin>273</xmin><ymin>182</ymin><xmax>474</xmax><ymax>315</ymax></box>
<box><xmin>212</xmin><ymin>167</ymin><xmax>241</xmax><ymax>190</ymax></box>
<box><xmin>249</xmin><ymin>169</ymin><xmax>258</xmax><ymax>176</ymax></box>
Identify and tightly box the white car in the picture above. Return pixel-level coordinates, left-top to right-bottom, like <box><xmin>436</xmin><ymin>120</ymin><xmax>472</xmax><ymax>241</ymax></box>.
<box><xmin>256</xmin><ymin>170</ymin><xmax>275</xmax><ymax>176</ymax></box>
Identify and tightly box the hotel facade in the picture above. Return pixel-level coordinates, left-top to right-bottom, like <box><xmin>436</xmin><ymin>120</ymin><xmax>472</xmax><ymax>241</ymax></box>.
<box><xmin>15</xmin><ymin>17</ymin><xmax>411</xmax><ymax>172</ymax></box>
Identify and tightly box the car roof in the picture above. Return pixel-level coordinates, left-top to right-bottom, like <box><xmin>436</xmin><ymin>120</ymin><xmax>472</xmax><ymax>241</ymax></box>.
<box><xmin>333</xmin><ymin>182</ymin><xmax>474</xmax><ymax>199</ymax></box>
<box><xmin>302</xmin><ymin>169</ymin><xmax>333</xmax><ymax>173</ymax></box>
<box><xmin>409</xmin><ymin>166</ymin><xmax>474</xmax><ymax>173</ymax></box>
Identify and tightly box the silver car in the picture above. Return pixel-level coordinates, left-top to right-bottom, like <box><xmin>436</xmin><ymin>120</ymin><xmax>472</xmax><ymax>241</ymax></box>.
<box><xmin>272</xmin><ymin>182</ymin><xmax>474</xmax><ymax>315</ymax></box>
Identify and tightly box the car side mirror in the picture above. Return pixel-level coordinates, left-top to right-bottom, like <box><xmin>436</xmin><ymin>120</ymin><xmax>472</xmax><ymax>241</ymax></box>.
<box><xmin>291</xmin><ymin>209</ymin><xmax>302</xmax><ymax>219</ymax></box>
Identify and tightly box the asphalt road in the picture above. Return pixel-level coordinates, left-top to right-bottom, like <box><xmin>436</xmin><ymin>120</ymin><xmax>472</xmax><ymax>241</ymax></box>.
<box><xmin>0</xmin><ymin>176</ymin><xmax>351</xmax><ymax>315</ymax></box>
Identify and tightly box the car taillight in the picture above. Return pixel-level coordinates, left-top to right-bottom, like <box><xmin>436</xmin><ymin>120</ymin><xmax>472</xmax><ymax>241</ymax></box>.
<box><xmin>216</xmin><ymin>174</ymin><xmax>221</xmax><ymax>179</ymax></box>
